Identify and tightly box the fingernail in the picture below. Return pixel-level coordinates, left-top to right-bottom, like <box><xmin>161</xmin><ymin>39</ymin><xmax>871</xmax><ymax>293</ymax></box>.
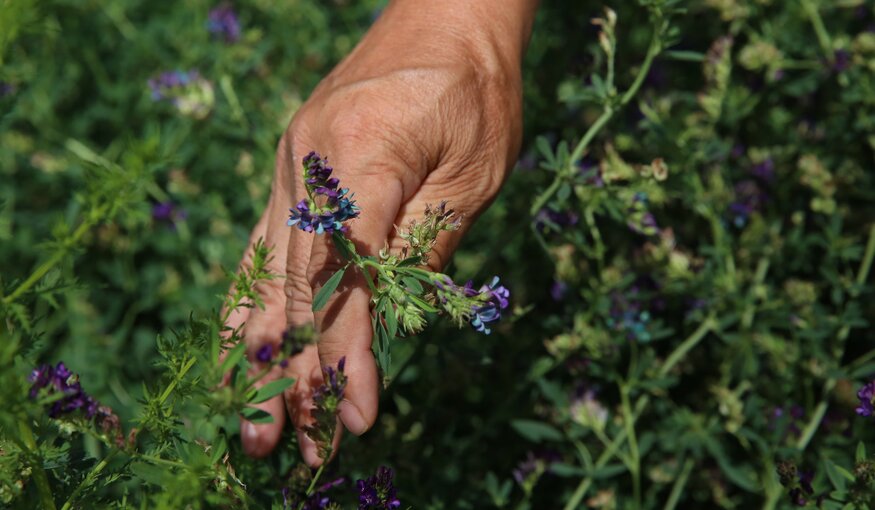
<box><xmin>339</xmin><ymin>400</ymin><xmax>369</xmax><ymax>436</ymax></box>
<box><xmin>241</xmin><ymin>421</ymin><xmax>260</xmax><ymax>456</ymax></box>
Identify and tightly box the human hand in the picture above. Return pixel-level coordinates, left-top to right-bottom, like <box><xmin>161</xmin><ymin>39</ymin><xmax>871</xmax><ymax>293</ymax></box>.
<box><xmin>227</xmin><ymin>0</ymin><xmax>537</xmax><ymax>466</ymax></box>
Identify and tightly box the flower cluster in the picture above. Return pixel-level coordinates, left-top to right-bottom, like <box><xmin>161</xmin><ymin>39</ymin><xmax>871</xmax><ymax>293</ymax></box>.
<box><xmin>396</xmin><ymin>201</ymin><xmax>461</xmax><ymax>263</ymax></box>
<box><xmin>282</xmin><ymin>477</ymin><xmax>345</xmax><ymax>510</ymax></box>
<box><xmin>534</xmin><ymin>208</ymin><xmax>579</xmax><ymax>233</ymax></box>
<box><xmin>207</xmin><ymin>4</ymin><xmax>241</xmax><ymax>43</ymax></box>
<box><xmin>29</xmin><ymin>362</ymin><xmax>99</xmax><ymax>418</ymax></box>
<box><xmin>626</xmin><ymin>192</ymin><xmax>659</xmax><ymax>236</ymax></box>
<box><xmin>147</xmin><ymin>70</ymin><xmax>215</xmax><ymax>119</ymax></box>
<box><xmin>254</xmin><ymin>326</ymin><xmax>313</xmax><ymax>365</ymax></box>
<box><xmin>287</xmin><ymin>152</ymin><xmax>360</xmax><ymax>234</ymax></box>
<box><xmin>151</xmin><ymin>201</ymin><xmax>187</xmax><ymax>226</ymax></box>
<box><xmin>857</xmin><ymin>381</ymin><xmax>875</xmax><ymax>417</ymax></box>
<box><xmin>606</xmin><ymin>289</ymin><xmax>652</xmax><ymax>342</ymax></box>
<box><xmin>356</xmin><ymin>466</ymin><xmax>401</xmax><ymax>510</ymax></box>
<box><xmin>306</xmin><ymin>357</ymin><xmax>347</xmax><ymax>459</ymax></box>
<box><xmin>0</xmin><ymin>82</ymin><xmax>15</xmax><ymax>98</ymax></box>
<box><xmin>513</xmin><ymin>450</ymin><xmax>559</xmax><ymax>487</ymax></box>
<box><xmin>29</xmin><ymin>362</ymin><xmax>128</xmax><ymax>447</ymax></box>
<box><xmin>433</xmin><ymin>276</ymin><xmax>511</xmax><ymax>335</ymax></box>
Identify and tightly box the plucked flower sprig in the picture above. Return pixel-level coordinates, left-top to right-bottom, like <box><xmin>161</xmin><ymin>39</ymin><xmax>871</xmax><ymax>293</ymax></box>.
<box><xmin>287</xmin><ymin>152</ymin><xmax>511</xmax><ymax>382</ymax></box>
<box><xmin>287</xmin><ymin>152</ymin><xmax>360</xmax><ymax>234</ymax></box>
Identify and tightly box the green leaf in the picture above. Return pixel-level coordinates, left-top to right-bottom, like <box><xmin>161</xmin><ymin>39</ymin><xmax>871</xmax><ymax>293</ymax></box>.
<box><xmin>536</xmin><ymin>136</ymin><xmax>555</xmax><ymax>166</ymax></box>
<box><xmin>549</xmin><ymin>463</ymin><xmax>585</xmax><ymax>477</ymax></box>
<box><xmin>220</xmin><ymin>343</ymin><xmax>246</xmax><ymax>373</ymax></box>
<box><xmin>589</xmin><ymin>463</ymin><xmax>627</xmax><ymax>479</ymax></box>
<box><xmin>856</xmin><ymin>441</ymin><xmax>867</xmax><ymax>463</ymax></box>
<box><xmin>372</xmin><ymin>321</ymin><xmax>392</xmax><ymax>387</ymax></box>
<box><xmin>384</xmin><ymin>307</ymin><xmax>398</xmax><ymax>339</ymax></box>
<box><xmin>663</xmin><ymin>50</ymin><xmax>705</xmax><ymax>62</ymax></box>
<box><xmin>407</xmin><ymin>294</ymin><xmax>438</xmax><ymax>313</ymax></box>
<box><xmin>402</xmin><ymin>276</ymin><xmax>423</xmax><ymax>294</ymax></box>
<box><xmin>210</xmin><ymin>435</ymin><xmax>228</xmax><ymax>465</ymax></box>
<box><xmin>250</xmin><ymin>377</ymin><xmax>295</xmax><ymax>404</ymax></box>
<box><xmin>129</xmin><ymin>462</ymin><xmax>167</xmax><ymax>486</ymax></box>
<box><xmin>312</xmin><ymin>266</ymin><xmax>347</xmax><ymax>312</ymax></box>
<box><xmin>397</xmin><ymin>256</ymin><xmax>423</xmax><ymax>267</ymax></box>
<box><xmin>510</xmin><ymin>419</ymin><xmax>564</xmax><ymax>443</ymax></box>
<box><xmin>824</xmin><ymin>459</ymin><xmax>852</xmax><ymax>492</ymax></box>
<box><xmin>240</xmin><ymin>407</ymin><xmax>274</xmax><ymax>424</ymax></box>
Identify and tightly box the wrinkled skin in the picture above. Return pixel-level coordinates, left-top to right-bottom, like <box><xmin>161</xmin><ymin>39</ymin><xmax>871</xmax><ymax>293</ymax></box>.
<box><xmin>226</xmin><ymin>0</ymin><xmax>537</xmax><ymax>466</ymax></box>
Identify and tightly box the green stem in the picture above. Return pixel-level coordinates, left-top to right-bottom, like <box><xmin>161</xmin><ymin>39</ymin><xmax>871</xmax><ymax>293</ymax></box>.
<box><xmin>619</xmin><ymin>34</ymin><xmax>660</xmax><ymax>107</ymax></box>
<box><xmin>297</xmin><ymin>463</ymin><xmax>327</xmax><ymax>510</ymax></box>
<box><xmin>620</xmin><ymin>384</ymin><xmax>641</xmax><ymax>507</ymax></box>
<box><xmin>584</xmin><ymin>208</ymin><xmax>605</xmax><ymax>271</ymax></box>
<box><xmin>801</xmin><ymin>0</ymin><xmax>833</xmax><ymax>58</ymax></box>
<box><xmin>18</xmin><ymin>420</ymin><xmax>56</xmax><ymax>510</ymax></box>
<box><xmin>855</xmin><ymin>224</ymin><xmax>875</xmax><ymax>288</ymax></box>
<box><xmin>741</xmin><ymin>257</ymin><xmax>770</xmax><ymax>330</ymax></box>
<box><xmin>60</xmin><ymin>450</ymin><xmax>118</xmax><ymax>510</ymax></box>
<box><xmin>663</xmin><ymin>458</ymin><xmax>694</xmax><ymax>510</ymax></box>
<box><xmin>563</xmin><ymin>478</ymin><xmax>592</xmax><ymax>510</ymax></box>
<box><xmin>158</xmin><ymin>356</ymin><xmax>197</xmax><ymax>405</ymax></box>
<box><xmin>530</xmin><ymin>19</ymin><xmax>663</xmax><ymax>219</ymax></box>
<box><xmin>2</xmin><ymin>220</ymin><xmax>93</xmax><ymax>305</ymax></box>
<box><xmin>796</xmin><ymin>224</ymin><xmax>875</xmax><ymax>452</ymax></box>
<box><xmin>137</xmin><ymin>453</ymin><xmax>187</xmax><ymax>468</ymax></box>
<box><xmin>565</xmin><ymin>316</ymin><xmax>716</xmax><ymax>506</ymax></box>
<box><xmin>659</xmin><ymin>314</ymin><xmax>716</xmax><ymax>378</ymax></box>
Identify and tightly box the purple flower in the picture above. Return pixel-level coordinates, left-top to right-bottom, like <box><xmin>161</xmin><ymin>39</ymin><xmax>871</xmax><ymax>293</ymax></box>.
<box><xmin>356</xmin><ymin>466</ymin><xmax>401</xmax><ymax>510</ymax></box>
<box><xmin>288</xmin><ymin>152</ymin><xmax>360</xmax><ymax>234</ymax></box>
<box><xmin>770</xmin><ymin>405</ymin><xmax>805</xmax><ymax>437</ymax></box>
<box><xmin>730</xmin><ymin>144</ymin><xmax>746</xmax><ymax>159</ymax></box>
<box><xmin>469</xmin><ymin>276</ymin><xmax>510</xmax><ymax>335</ymax></box>
<box><xmin>607</xmin><ymin>288</ymin><xmax>652</xmax><ymax>342</ymax></box>
<box><xmin>207</xmin><ymin>4</ymin><xmax>241</xmax><ymax>43</ymax></box>
<box><xmin>255</xmin><ymin>344</ymin><xmax>274</xmax><ymax>363</ymax></box>
<box><xmin>29</xmin><ymin>362</ymin><xmax>100</xmax><ymax>419</ymax></box>
<box><xmin>534</xmin><ymin>208</ymin><xmax>579</xmax><ymax>232</ymax></box>
<box><xmin>147</xmin><ymin>70</ymin><xmax>214</xmax><ymax>118</ymax></box>
<box><xmin>550</xmin><ymin>280</ymin><xmax>569</xmax><ymax>301</ymax></box>
<box><xmin>151</xmin><ymin>201</ymin><xmax>187</xmax><ymax>225</ymax></box>
<box><xmin>306</xmin><ymin>358</ymin><xmax>348</xmax><ymax>458</ymax></box>
<box><xmin>0</xmin><ymin>82</ymin><xmax>15</xmax><ymax>98</ymax></box>
<box><xmin>626</xmin><ymin>192</ymin><xmax>659</xmax><ymax>236</ymax></box>
<box><xmin>750</xmin><ymin>157</ymin><xmax>775</xmax><ymax>182</ymax></box>
<box><xmin>728</xmin><ymin>180</ymin><xmax>766</xmax><ymax>228</ymax></box>
<box><xmin>148</xmin><ymin>71</ymin><xmax>195</xmax><ymax>101</ymax></box>
<box><xmin>513</xmin><ymin>451</ymin><xmax>560</xmax><ymax>485</ymax></box>
<box><xmin>856</xmin><ymin>380</ymin><xmax>875</xmax><ymax>417</ymax></box>
<box><xmin>832</xmin><ymin>49</ymin><xmax>851</xmax><ymax>73</ymax></box>
<box><xmin>579</xmin><ymin>158</ymin><xmax>604</xmax><ymax>187</ymax></box>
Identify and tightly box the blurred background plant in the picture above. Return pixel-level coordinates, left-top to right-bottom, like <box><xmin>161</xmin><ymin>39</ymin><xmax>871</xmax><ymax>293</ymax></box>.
<box><xmin>1</xmin><ymin>0</ymin><xmax>875</xmax><ymax>508</ymax></box>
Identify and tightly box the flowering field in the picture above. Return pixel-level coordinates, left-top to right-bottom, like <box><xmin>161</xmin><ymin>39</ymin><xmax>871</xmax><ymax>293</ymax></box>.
<box><xmin>2</xmin><ymin>0</ymin><xmax>875</xmax><ymax>509</ymax></box>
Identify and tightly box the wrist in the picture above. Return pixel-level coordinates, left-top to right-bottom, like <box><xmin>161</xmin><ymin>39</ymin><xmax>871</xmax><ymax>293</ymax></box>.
<box><xmin>378</xmin><ymin>0</ymin><xmax>538</xmax><ymax>72</ymax></box>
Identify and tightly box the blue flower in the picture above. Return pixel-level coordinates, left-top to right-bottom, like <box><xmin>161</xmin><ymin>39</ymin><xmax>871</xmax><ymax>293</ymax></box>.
<box><xmin>147</xmin><ymin>70</ymin><xmax>214</xmax><ymax>119</ymax></box>
<box><xmin>207</xmin><ymin>4</ymin><xmax>241</xmax><ymax>43</ymax></box>
<box><xmin>288</xmin><ymin>153</ymin><xmax>360</xmax><ymax>234</ymax></box>
<box><xmin>469</xmin><ymin>276</ymin><xmax>510</xmax><ymax>335</ymax></box>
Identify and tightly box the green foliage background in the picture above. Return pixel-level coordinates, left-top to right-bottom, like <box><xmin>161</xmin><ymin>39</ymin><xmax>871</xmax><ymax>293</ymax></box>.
<box><xmin>2</xmin><ymin>0</ymin><xmax>875</xmax><ymax>508</ymax></box>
